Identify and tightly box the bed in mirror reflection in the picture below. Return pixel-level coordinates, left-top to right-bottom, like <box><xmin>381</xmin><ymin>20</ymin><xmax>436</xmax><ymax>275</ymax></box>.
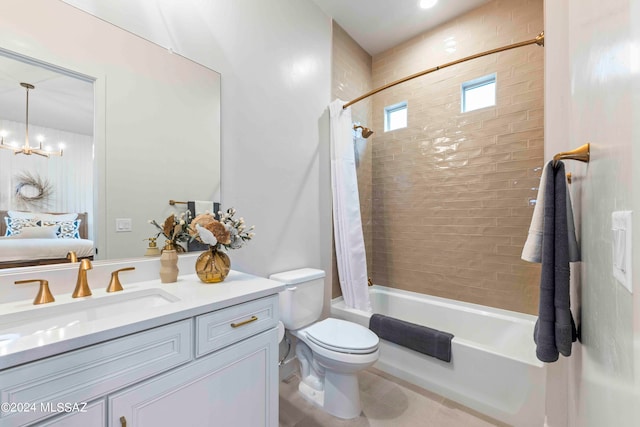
<box><xmin>0</xmin><ymin>210</ymin><xmax>93</xmax><ymax>269</ymax></box>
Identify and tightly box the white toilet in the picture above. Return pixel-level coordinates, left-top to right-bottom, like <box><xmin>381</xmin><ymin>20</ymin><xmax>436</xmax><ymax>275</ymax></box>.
<box><xmin>270</xmin><ymin>268</ymin><xmax>379</xmax><ymax>419</ymax></box>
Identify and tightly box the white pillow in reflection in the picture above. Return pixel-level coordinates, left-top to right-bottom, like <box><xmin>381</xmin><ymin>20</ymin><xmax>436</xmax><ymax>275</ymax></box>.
<box><xmin>8</xmin><ymin>211</ymin><xmax>78</xmax><ymax>221</ymax></box>
<box><xmin>12</xmin><ymin>225</ymin><xmax>59</xmax><ymax>239</ymax></box>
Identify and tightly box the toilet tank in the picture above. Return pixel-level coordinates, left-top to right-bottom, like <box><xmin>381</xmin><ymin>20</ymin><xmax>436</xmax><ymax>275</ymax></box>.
<box><xmin>269</xmin><ymin>268</ymin><xmax>326</xmax><ymax>330</ymax></box>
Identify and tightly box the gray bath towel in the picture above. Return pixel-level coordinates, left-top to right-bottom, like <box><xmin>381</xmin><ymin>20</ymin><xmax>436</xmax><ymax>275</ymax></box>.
<box><xmin>369</xmin><ymin>314</ymin><xmax>454</xmax><ymax>362</ymax></box>
<box><xmin>533</xmin><ymin>161</ymin><xmax>577</xmax><ymax>362</ymax></box>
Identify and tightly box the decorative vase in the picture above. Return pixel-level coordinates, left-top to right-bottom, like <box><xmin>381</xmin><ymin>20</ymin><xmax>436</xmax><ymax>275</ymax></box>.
<box><xmin>162</xmin><ymin>241</ymin><xmax>186</xmax><ymax>253</ymax></box>
<box><xmin>195</xmin><ymin>246</ymin><xmax>230</xmax><ymax>283</ymax></box>
<box><xmin>159</xmin><ymin>249</ymin><xmax>179</xmax><ymax>283</ymax></box>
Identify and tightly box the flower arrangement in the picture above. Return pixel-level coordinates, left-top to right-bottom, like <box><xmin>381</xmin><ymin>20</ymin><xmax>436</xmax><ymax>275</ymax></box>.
<box><xmin>149</xmin><ymin>211</ymin><xmax>193</xmax><ymax>251</ymax></box>
<box><xmin>190</xmin><ymin>207</ymin><xmax>255</xmax><ymax>251</ymax></box>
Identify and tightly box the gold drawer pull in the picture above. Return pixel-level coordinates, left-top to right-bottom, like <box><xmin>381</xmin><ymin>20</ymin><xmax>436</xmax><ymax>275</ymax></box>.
<box><xmin>120</xmin><ymin>416</ymin><xmax>127</xmax><ymax>427</ymax></box>
<box><xmin>231</xmin><ymin>315</ymin><xmax>258</xmax><ymax>328</ymax></box>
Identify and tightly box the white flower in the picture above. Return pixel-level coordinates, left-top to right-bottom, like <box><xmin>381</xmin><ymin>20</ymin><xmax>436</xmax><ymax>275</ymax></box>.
<box><xmin>179</xmin><ymin>219</ymin><xmax>185</xmax><ymax>225</ymax></box>
<box><xmin>196</xmin><ymin>224</ymin><xmax>218</xmax><ymax>246</ymax></box>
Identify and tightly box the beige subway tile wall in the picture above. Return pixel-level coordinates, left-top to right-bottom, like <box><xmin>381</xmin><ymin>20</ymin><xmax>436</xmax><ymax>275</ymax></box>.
<box><xmin>369</xmin><ymin>0</ymin><xmax>543</xmax><ymax>314</ymax></box>
<box><xmin>331</xmin><ymin>22</ymin><xmax>373</xmax><ymax>298</ymax></box>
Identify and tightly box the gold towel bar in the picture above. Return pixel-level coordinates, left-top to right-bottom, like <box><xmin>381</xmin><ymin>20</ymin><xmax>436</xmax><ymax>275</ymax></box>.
<box><xmin>553</xmin><ymin>143</ymin><xmax>590</xmax><ymax>166</ymax></box>
<box><xmin>169</xmin><ymin>200</ymin><xmax>188</xmax><ymax>206</ymax></box>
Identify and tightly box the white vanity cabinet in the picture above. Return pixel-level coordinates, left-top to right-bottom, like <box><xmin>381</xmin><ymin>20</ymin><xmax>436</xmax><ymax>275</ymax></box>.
<box><xmin>0</xmin><ymin>294</ymin><xmax>279</xmax><ymax>427</ymax></box>
<box><xmin>109</xmin><ymin>328</ymin><xmax>278</xmax><ymax>427</ymax></box>
<box><xmin>110</xmin><ymin>294</ymin><xmax>279</xmax><ymax>427</ymax></box>
<box><xmin>37</xmin><ymin>401</ymin><xmax>107</xmax><ymax>427</ymax></box>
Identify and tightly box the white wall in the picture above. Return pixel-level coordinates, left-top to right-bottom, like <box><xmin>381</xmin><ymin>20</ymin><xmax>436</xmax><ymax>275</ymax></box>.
<box><xmin>60</xmin><ymin>0</ymin><xmax>334</xmax><ymax>282</ymax></box>
<box><xmin>545</xmin><ymin>0</ymin><xmax>640</xmax><ymax>426</ymax></box>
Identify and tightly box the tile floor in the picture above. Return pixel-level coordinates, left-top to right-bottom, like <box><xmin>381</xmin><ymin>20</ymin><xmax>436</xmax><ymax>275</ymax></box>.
<box><xmin>279</xmin><ymin>368</ymin><xmax>509</xmax><ymax>427</ymax></box>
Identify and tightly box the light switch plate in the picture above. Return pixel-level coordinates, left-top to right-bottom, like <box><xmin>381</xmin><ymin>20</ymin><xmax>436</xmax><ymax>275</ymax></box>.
<box><xmin>116</xmin><ymin>218</ymin><xmax>132</xmax><ymax>232</ymax></box>
<box><xmin>611</xmin><ymin>211</ymin><xmax>632</xmax><ymax>293</ymax></box>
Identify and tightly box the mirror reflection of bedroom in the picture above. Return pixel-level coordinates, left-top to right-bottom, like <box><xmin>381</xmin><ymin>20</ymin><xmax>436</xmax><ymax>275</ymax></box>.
<box><xmin>0</xmin><ymin>52</ymin><xmax>94</xmax><ymax>268</ymax></box>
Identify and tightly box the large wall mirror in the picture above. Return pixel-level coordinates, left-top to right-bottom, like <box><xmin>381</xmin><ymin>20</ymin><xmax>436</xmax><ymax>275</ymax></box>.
<box><xmin>0</xmin><ymin>1</ymin><xmax>220</xmax><ymax>268</ymax></box>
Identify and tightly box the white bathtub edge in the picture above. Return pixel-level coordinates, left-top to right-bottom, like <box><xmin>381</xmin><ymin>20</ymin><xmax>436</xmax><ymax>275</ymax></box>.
<box><xmin>331</xmin><ymin>286</ymin><xmax>547</xmax><ymax>427</ymax></box>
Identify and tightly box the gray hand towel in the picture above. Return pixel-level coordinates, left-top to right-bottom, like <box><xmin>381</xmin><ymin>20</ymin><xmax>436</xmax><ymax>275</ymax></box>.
<box><xmin>534</xmin><ymin>161</ymin><xmax>577</xmax><ymax>362</ymax></box>
<box><xmin>369</xmin><ymin>314</ymin><xmax>454</xmax><ymax>363</ymax></box>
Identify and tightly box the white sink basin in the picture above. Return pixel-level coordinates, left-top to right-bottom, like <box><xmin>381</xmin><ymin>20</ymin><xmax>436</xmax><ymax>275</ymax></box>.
<box><xmin>0</xmin><ymin>288</ymin><xmax>179</xmax><ymax>342</ymax></box>
<box><xmin>0</xmin><ymin>333</ymin><xmax>20</xmax><ymax>344</ymax></box>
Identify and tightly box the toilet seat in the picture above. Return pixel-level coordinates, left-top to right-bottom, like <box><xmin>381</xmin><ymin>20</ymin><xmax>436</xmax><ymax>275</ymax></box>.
<box><xmin>302</xmin><ymin>318</ymin><xmax>379</xmax><ymax>354</ymax></box>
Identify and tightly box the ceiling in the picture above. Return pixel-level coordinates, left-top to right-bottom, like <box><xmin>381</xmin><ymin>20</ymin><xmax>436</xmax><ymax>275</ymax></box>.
<box><xmin>312</xmin><ymin>0</ymin><xmax>491</xmax><ymax>55</ymax></box>
<box><xmin>0</xmin><ymin>0</ymin><xmax>490</xmax><ymax>138</ymax></box>
<box><xmin>0</xmin><ymin>55</ymin><xmax>93</xmax><ymax>136</ymax></box>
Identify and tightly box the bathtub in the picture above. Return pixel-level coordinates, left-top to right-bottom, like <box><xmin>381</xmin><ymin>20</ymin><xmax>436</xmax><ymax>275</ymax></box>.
<box><xmin>331</xmin><ymin>285</ymin><xmax>546</xmax><ymax>427</ymax></box>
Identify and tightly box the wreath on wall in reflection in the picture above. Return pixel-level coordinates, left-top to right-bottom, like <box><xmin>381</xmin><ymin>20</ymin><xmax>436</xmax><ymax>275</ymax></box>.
<box><xmin>14</xmin><ymin>171</ymin><xmax>53</xmax><ymax>207</ymax></box>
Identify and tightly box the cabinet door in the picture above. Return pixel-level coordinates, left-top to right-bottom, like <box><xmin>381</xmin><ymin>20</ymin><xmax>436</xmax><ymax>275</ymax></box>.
<box><xmin>0</xmin><ymin>320</ymin><xmax>192</xmax><ymax>427</ymax></box>
<box><xmin>35</xmin><ymin>400</ymin><xmax>106</xmax><ymax>427</ymax></box>
<box><xmin>109</xmin><ymin>328</ymin><xmax>278</xmax><ymax>427</ymax></box>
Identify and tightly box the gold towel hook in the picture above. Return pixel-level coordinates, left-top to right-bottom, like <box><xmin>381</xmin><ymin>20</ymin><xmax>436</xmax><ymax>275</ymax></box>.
<box><xmin>553</xmin><ymin>143</ymin><xmax>590</xmax><ymax>167</ymax></box>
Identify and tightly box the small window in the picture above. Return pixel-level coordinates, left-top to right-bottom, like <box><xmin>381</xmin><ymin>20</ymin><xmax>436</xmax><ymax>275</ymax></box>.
<box><xmin>461</xmin><ymin>74</ymin><xmax>496</xmax><ymax>113</ymax></box>
<box><xmin>384</xmin><ymin>102</ymin><xmax>408</xmax><ymax>132</ymax></box>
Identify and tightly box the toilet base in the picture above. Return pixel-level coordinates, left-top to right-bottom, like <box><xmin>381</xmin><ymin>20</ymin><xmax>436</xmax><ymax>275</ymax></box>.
<box><xmin>324</xmin><ymin>370</ymin><xmax>362</xmax><ymax>419</ymax></box>
<box><xmin>298</xmin><ymin>380</ymin><xmax>325</xmax><ymax>408</ymax></box>
<box><xmin>298</xmin><ymin>371</ymin><xmax>362</xmax><ymax>419</ymax></box>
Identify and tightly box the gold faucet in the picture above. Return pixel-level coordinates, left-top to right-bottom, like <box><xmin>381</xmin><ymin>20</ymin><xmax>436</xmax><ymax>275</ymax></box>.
<box><xmin>107</xmin><ymin>267</ymin><xmax>136</xmax><ymax>292</ymax></box>
<box><xmin>15</xmin><ymin>279</ymin><xmax>55</xmax><ymax>305</ymax></box>
<box><xmin>67</xmin><ymin>251</ymin><xmax>78</xmax><ymax>263</ymax></box>
<box><xmin>72</xmin><ymin>258</ymin><xmax>93</xmax><ymax>298</ymax></box>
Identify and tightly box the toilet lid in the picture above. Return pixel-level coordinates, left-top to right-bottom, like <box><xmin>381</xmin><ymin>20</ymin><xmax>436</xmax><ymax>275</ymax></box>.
<box><xmin>304</xmin><ymin>318</ymin><xmax>379</xmax><ymax>354</ymax></box>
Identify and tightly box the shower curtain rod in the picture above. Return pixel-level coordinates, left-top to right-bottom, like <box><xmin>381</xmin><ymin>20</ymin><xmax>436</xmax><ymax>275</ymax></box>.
<box><xmin>342</xmin><ymin>31</ymin><xmax>545</xmax><ymax>109</ymax></box>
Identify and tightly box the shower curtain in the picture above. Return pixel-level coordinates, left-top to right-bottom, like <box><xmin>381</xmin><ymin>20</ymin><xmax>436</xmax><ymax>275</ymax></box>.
<box><xmin>329</xmin><ymin>99</ymin><xmax>372</xmax><ymax>312</ymax></box>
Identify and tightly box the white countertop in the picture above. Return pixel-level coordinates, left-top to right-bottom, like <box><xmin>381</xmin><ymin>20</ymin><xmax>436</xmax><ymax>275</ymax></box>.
<box><xmin>0</xmin><ymin>270</ymin><xmax>285</xmax><ymax>370</ymax></box>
